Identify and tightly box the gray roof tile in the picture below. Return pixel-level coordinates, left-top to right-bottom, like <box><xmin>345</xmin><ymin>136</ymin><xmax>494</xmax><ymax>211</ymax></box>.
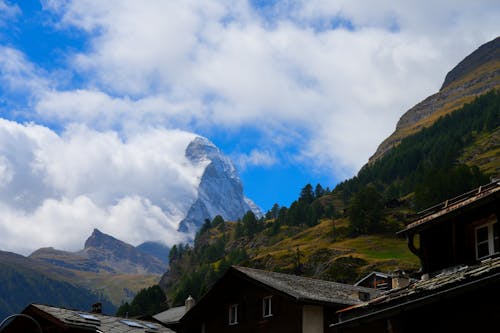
<box><xmin>234</xmin><ymin>266</ymin><xmax>381</xmax><ymax>306</ymax></box>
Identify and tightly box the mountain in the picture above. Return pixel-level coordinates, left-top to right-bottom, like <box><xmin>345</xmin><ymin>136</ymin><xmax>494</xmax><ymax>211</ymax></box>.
<box><xmin>0</xmin><ymin>250</ymin><xmax>115</xmax><ymax>320</ymax></box>
<box><xmin>179</xmin><ymin>137</ymin><xmax>262</xmax><ymax>233</ymax></box>
<box><xmin>137</xmin><ymin>242</ymin><xmax>170</xmax><ymax>265</ymax></box>
<box><xmin>370</xmin><ymin>36</ymin><xmax>500</xmax><ymax>164</ymax></box>
<box><xmin>30</xmin><ymin>229</ymin><xmax>167</xmax><ymax>275</ymax></box>
<box><xmin>156</xmin><ymin>37</ymin><xmax>499</xmax><ymax>308</ymax></box>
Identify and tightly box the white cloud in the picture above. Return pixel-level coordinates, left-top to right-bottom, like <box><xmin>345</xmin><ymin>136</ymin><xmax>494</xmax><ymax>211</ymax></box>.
<box><xmin>0</xmin><ymin>0</ymin><xmax>20</xmax><ymax>25</ymax></box>
<box><xmin>0</xmin><ymin>46</ymin><xmax>50</xmax><ymax>95</ymax></box>
<box><xmin>0</xmin><ymin>118</ymin><xmax>202</xmax><ymax>254</ymax></box>
<box><xmin>33</xmin><ymin>0</ymin><xmax>499</xmax><ymax>172</ymax></box>
<box><xmin>1</xmin><ymin>0</ymin><xmax>499</xmax><ymax>253</ymax></box>
<box><xmin>236</xmin><ymin>149</ymin><xmax>278</xmax><ymax>170</ymax></box>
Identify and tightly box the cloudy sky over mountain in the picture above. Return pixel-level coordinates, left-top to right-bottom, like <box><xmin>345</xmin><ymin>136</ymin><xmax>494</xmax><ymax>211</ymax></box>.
<box><xmin>0</xmin><ymin>0</ymin><xmax>499</xmax><ymax>254</ymax></box>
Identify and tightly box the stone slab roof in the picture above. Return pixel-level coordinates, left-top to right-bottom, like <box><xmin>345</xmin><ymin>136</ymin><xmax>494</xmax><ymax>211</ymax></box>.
<box><xmin>153</xmin><ymin>306</ymin><xmax>185</xmax><ymax>324</ymax></box>
<box><xmin>233</xmin><ymin>266</ymin><xmax>381</xmax><ymax>306</ymax></box>
<box><xmin>27</xmin><ymin>304</ymin><xmax>175</xmax><ymax>333</ymax></box>
<box><xmin>334</xmin><ymin>256</ymin><xmax>500</xmax><ymax>326</ymax></box>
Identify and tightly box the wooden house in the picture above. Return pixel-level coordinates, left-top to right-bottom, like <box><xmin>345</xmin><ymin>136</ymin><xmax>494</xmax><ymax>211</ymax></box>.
<box><xmin>167</xmin><ymin>266</ymin><xmax>380</xmax><ymax>333</ymax></box>
<box><xmin>331</xmin><ymin>180</ymin><xmax>500</xmax><ymax>332</ymax></box>
<box><xmin>1</xmin><ymin>303</ymin><xmax>174</xmax><ymax>333</ymax></box>
<box><xmin>354</xmin><ymin>272</ymin><xmax>391</xmax><ymax>291</ymax></box>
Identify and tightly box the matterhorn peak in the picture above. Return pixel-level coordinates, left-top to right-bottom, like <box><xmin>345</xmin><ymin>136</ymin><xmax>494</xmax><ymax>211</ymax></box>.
<box><xmin>179</xmin><ymin>136</ymin><xmax>262</xmax><ymax>234</ymax></box>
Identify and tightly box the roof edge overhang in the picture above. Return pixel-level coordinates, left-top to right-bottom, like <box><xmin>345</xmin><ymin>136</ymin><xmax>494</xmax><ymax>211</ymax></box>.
<box><xmin>331</xmin><ymin>270</ymin><xmax>500</xmax><ymax>329</ymax></box>
<box><xmin>398</xmin><ymin>182</ymin><xmax>500</xmax><ymax>236</ymax></box>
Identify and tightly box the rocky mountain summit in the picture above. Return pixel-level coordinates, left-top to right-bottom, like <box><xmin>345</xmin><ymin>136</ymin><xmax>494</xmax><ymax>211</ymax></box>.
<box><xmin>179</xmin><ymin>137</ymin><xmax>262</xmax><ymax>233</ymax></box>
<box><xmin>370</xmin><ymin>36</ymin><xmax>500</xmax><ymax>163</ymax></box>
<box><xmin>30</xmin><ymin>229</ymin><xmax>166</xmax><ymax>275</ymax></box>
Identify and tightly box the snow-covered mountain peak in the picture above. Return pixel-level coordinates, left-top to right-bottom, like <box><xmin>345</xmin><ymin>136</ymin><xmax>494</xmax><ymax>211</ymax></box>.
<box><xmin>179</xmin><ymin>136</ymin><xmax>262</xmax><ymax>234</ymax></box>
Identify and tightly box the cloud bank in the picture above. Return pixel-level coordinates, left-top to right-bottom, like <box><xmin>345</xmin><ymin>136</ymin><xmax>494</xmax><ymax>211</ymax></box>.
<box><xmin>0</xmin><ymin>0</ymin><xmax>498</xmax><ymax>253</ymax></box>
<box><xmin>0</xmin><ymin>119</ymin><xmax>202</xmax><ymax>254</ymax></box>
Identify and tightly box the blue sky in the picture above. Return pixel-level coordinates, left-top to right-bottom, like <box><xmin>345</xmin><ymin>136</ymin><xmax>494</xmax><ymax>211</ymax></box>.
<box><xmin>0</xmin><ymin>0</ymin><xmax>498</xmax><ymax>253</ymax></box>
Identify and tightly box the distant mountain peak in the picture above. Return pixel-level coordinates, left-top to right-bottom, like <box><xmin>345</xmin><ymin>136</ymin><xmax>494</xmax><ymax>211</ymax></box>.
<box><xmin>179</xmin><ymin>136</ymin><xmax>262</xmax><ymax>233</ymax></box>
<box><xmin>441</xmin><ymin>36</ymin><xmax>500</xmax><ymax>90</ymax></box>
<box><xmin>84</xmin><ymin>228</ymin><xmax>120</xmax><ymax>249</ymax></box>
<box><xmin>30</xmin><ymin>229</ymin><xmax>167</xmax><ymax>275</ymax></box>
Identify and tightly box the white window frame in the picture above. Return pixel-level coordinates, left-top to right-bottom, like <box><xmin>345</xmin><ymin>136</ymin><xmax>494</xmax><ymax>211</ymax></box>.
<box><xmin>262</xmin><ymin>296</ymin><xmax>273</xmax><ymax>318</ymax></box>
<box><xmin>475</xmin><ymin>221</ymin><xmax>499</xmax><ymax>260</ymax></box>
<box><xmin>228</xmin><ymin>304</ymin><xmax>238</xmax><ymax>325</ymax></box>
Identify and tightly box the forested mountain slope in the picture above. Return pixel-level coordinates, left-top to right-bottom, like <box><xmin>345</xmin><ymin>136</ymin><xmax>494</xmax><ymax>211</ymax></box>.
<box><xmin>371</xmin><ymin>36</ymin><xmax>499</xmax><ymax>163</ymax></box>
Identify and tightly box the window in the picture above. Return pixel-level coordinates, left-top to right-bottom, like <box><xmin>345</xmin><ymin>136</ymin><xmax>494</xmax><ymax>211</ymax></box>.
<box><xmin>475</xmin><ymin>221</ymin><xmax>499</xmax><ymax>260</ymax></box>
<box><xmin>263</xmin><ymin>296</ymin><xmax>272</xmax><ymax>318</ymax></box>
<box><xmin>228</xmin><ymin>304</ymin><xmax>238</xmax><ymax>325</ymax></box>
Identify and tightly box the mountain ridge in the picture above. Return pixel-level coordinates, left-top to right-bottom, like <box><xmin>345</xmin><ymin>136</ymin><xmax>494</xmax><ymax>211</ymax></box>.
<box><xmin>370</xmin><ymin>36</ymin><xmax>500</xmax><ymax>163</ymax></box>
<box><xmin>30</xmin><ymin>228</ymin><xmax>167</xmax><ymax>275</ymax></box>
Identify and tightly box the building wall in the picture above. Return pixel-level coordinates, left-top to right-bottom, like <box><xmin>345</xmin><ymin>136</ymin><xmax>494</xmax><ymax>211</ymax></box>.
<box><xmin>183</xmin><ymin>277</ymin><xmax>304</xmax><ymax>333</ymax></box>
<box><xmin>420</xmin><ymin>201</ymin><xmax>499</xmax><ymax>274</ymax></box>
<box><xmin>302</xmin><ymin>305</ymin><xmax>323</xmax><ymax>333</ymax></box>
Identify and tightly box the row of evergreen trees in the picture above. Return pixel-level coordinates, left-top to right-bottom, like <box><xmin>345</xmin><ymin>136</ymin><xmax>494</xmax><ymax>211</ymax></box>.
<box><xmin>337</xmin><ymin>90</ymin><xmax>497</xmax><ymax>210</ymax></box>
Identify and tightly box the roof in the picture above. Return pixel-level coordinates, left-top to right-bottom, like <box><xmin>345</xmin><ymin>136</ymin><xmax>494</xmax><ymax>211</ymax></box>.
<box><xmin>333</xmin><ymin>256</ymin><xmax>500</xmax><ymax>328</ymax></box>
<box><xmin>24</xmin><ymin>304</ymin><xmax>175</xmax><ymax>333</ymax></box>
<box><xmin>233</xmin><ymin>266</ymin><xmax>380</xmax><ymax>306</ymax></box>
<box><xmin>153</xmin><ymin>306</ymin><xmax>185</xmax><ymax>324</ymax></box>
<box><xmin>354</xmin><ymin>272</ymin><xmax>389</xmax><ymax>287</ymax></box>
<box><xmin>400</xmin><ymin>180</ymin><xmax>500</xmax><ymax>235</ymax></box>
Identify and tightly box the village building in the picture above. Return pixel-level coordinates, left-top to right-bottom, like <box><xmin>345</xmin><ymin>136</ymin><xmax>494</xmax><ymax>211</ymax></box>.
<box><xmin>159</xmin><ymin>266</ymin><xmax>380</xmax><ymax>333</ymax></box>
<box><xmin>0</xmin><ymin>303</ymin><xmax>174</xmax><ymax>333</ymax></box>
<box><xmin>354</xmin><ymin>272</ymin><xmax>391</xmax><ymax>291</ymax></box>
<box><xmin>154</xmin><ymin>304</ymin><xmax>186</xmax><ymax>332</ymax></box>
<box><xmin>331</xmin><ymin>180</ymin><xmax>500</xmax><ymax>332</ymax></box>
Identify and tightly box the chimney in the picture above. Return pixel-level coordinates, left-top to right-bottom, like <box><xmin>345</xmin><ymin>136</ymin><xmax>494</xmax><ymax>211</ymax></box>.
<box><xmin>185</xmin><ymin>295</ymin><xmax>195</xmax><ymax>311</ymax></box>
<box><xmin>391</xmin><ymin>270</ymin><xmax>410</xmax><ymax>289</ymax></box>
<box><xmin>91</xmin><ymin>302</ymin><xmax>102</xmax><ymax>314</ymax></box>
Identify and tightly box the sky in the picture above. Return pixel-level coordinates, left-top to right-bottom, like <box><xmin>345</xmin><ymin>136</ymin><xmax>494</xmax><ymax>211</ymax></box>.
<box><xmin>0</xmin><ymin>0</ymin><xmax>499</xmax><ymax>254</ymax></box>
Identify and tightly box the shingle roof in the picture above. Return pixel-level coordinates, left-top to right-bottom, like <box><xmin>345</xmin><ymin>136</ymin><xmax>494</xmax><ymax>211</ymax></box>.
<box><xmin>27</xmin><ymin>304</ymin><xmax>175</xmax><ymax>333</ymax></box>
<box><xmin>334</xmin><ymin>256</ymin><xmax>500</xmax><ymax>326</ymax></box>
<box><xmin>233</xmin><ymin>266</ymin><xmax>381</xmax><ymax>306</ymax></box>
<box><xmin>153</xmin><ymin>306</ymin><xmax>185</xmax><ymax>324</ymax></box>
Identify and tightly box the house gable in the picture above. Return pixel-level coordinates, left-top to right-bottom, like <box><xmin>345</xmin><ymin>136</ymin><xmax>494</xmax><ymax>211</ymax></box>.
<box><xmin>177</xmin><ymin>266</ymin><xmax>379</xmax><ymax>333</ymax></box>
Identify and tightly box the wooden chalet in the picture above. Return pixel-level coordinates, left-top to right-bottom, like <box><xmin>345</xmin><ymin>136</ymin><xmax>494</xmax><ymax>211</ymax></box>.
<box><xmin>164</xmin><ymin>266</ymin><xmax>380</xmax><ymax>333</ymax></box>
<box><xmin>1</xmin><ymin>303</ymin><xmax>174</xmax><ymax>333</ymax></box>
<box><xmin>331</xmin><ymin>180</ymin><xmax>500</xmax><ymax>332</ymax></box>
<box><xmin>354</xmin><ymin>272</ymin><xmax>391</xmax><ymax>291</ymax></box>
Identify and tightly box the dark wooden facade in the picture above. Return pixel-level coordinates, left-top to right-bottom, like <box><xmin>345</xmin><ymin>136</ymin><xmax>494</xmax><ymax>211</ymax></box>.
<box><xmin>176</xmin><ymin>266</ymin><xmax>379</xmax><ymax>333</ymax></box>
<box><xmin>404</xmin><ymin>181</ymin><xmax>500</xmax><ymax>274</ymax></box>
<box><xmin>331</xmin><ymin>181</ymin><xmax>500</xmax><ymax>333</ymax></box>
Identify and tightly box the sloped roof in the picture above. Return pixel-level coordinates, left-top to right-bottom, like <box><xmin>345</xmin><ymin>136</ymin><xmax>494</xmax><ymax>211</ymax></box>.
<box><xmin>153</xmin><ymin>306</ymin><xmax>185</xmax><ymax>324</ymax></box>
<box><xmin>354</xmin><ymin>271</ymin><xmax>389</xmax><ymax>287</ymax></box>
<box><xmin>334</xmin><ymin>256</ymin><xmax>500</xmax><ymax>327</ymax></box>
<box><xmin>233</xmin><ymin>266</ymin><xmax>380</xmax><ymax>306</ymax></box>
<box><xmin>401</xmin><ymin>180</ymin><xmax>500</xmax><ymax>235</ymax></box>
<box><xmin>24</xmin><ymin>304</ymin><xmax>174</xmax><ymax>333</ymax></box>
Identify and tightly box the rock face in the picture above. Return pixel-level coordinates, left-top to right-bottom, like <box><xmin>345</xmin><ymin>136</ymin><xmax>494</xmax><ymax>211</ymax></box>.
<box><xmin>370</xmin><ymin>37</ymin><xmax>500</xmax><ymax>163</ymax></box>
<box><xmin>178</xmin><ymin>137</ymin><xmax>262</xmax><ymax>233</ymax></box>
<box><xmin>30</xmin><ymin>229</ymin><xmax>167</xmax><ymax>274</ymax></box>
